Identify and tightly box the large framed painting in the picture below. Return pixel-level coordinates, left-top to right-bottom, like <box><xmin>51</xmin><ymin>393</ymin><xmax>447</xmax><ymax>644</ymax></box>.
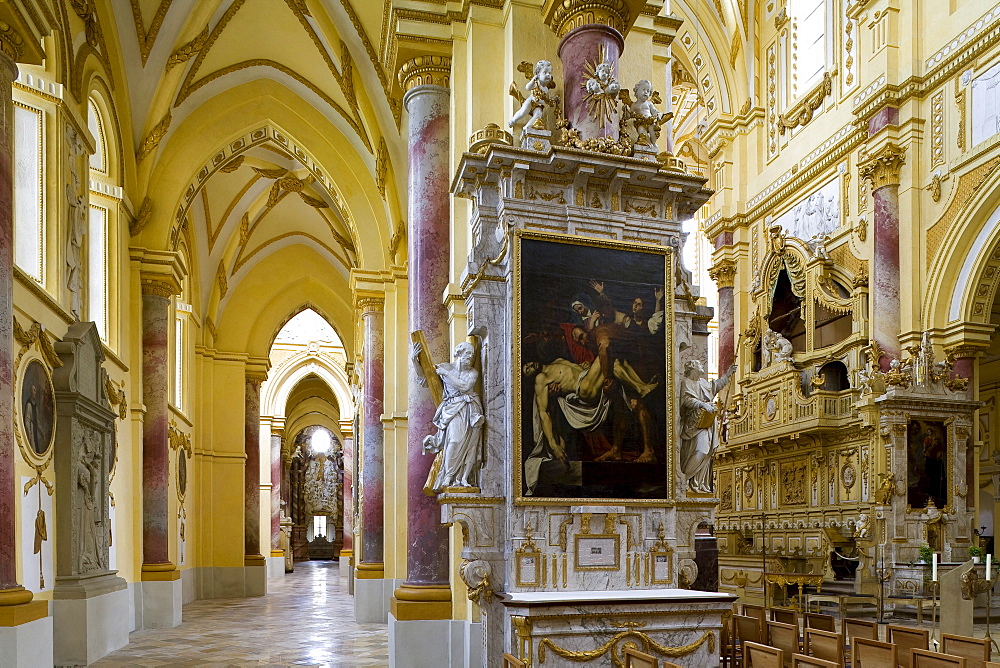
<box><xmin>515</xmin><ymin>230</ymin><xmax>673</xmax><ymax>502</ymax></box>
<box><xmin>19</xmin><ymin>359</ymin><xmax>55</xmax><ymax>460</ymax></box>
<box><xmin>907</xmin><ymin>419</ymin><xmax>948</xmax><ymax>509</ymax></box>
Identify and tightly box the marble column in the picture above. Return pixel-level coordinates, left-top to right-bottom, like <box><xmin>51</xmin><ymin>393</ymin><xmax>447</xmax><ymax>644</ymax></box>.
<box><xmin>709</xmin><ymin>260</ymin><xmax>737</xmax><ymax>371</ymax></box>
<box><xmin>859</xmin><ymin>143</ymin><xmax>905</xmax><ymax>370</ymax></box>
<box><xmin>339</xmin><ymin>419</ymin><xmax>354</xmax><ymax>576</ymax></box>
<box><xmin>270</xmin><ymin>431</ymin><xmax>282</xmax><ymax>553</ymax></box>
<box><xmin>357</xmin><ymin>298</ymin><xmax>385</xmax><ymax>577</ymax></box>
<box><xmin>394</xmin><ymin>56</ymin><xmax>453</xmax><ymax>622</ymax></box>
<box><xmin>141</xmin><ymin>284</ymin><xmax>174</xmax><ymax>571</ymax></box>
<box><xmin>245</xmin><ymin>374</ymin><xmax>265</xmax><ymax>559</ymax></box>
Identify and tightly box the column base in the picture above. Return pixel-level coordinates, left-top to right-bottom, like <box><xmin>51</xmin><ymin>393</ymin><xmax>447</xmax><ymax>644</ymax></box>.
<box><xmin>267</xmin><ymin>550</ymin><xmax>285</xmax><ymax>578</ymax></box>
<box><xmin>53</xmin><ymin>573</ymin><xmax>129</xmax><ymax>665</ymax></box>
<box><xmin>355</xmin><ymin>574</ymin><xmax>400</xmax><ymax>623</ymax></box>
<box><xmin>0</xmin><ymin>602</ymin><xmax>52</xmax><ymax>668</ymax></box>
<box><xmin>244</xmin><ymin>555</ymin><xmax>267</xmax><ymax>597</ymax></box>
<box><xmin>339</xmin><ymin>550</ymin><xmax>353</xmax><ymax>579</ymax></box>
<box><xmin>388</xmin><ymin>615</ymin><xmax>480</xmax><ymax>668</ymax></box>
<box><xmin>390</xmin><ymin>583</ymin><xmax>452</xmax><ymax>621</ymax></box>
<box><xmin>140</xmin><ymin>578</ymin><xmax>182</xmax><ymax>629</ymax></box>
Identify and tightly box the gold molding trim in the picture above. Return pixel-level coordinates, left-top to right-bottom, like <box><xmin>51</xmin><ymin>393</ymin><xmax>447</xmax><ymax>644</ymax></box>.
<box><xmin>709</xmin><ymin>259</ymin><xmax>737</xmax><ymax>288</ymax></box>
<box><xmin>859</xmin><ymin>142</ymin><xmax>906</xmax><ymax>189</ymax></box>
<box><xmin>544</xmin><ymin>0</ymin><xmax>634</xmax><ymax>38</ymax></box>
<box><xmin>129</xmin><ymin>0</ymin><xmax>173</xmax><ymax>64</ymax></box>
<box><xmin>778</xmin><ymin>73</ymin><xmax>833</xmax><ymax>135</ymax></box>
<box><xmin>398</xmin><ymin>55</ymin><xmax>451</xmax><ymax>92</ymax></box>
<box><xmin>165</xmin><ymin>25</ymin><xmax>209</xmax><ymax>72</ymax></box>
<box><xmin>137</xmin><ymin>111</ymin><xmax>171</xmax><ymax>162</ymax></box>
<box><xmin>357</xmin><ymin>297</ymin><xmax>384</xmax><ymax>314</ymax></box>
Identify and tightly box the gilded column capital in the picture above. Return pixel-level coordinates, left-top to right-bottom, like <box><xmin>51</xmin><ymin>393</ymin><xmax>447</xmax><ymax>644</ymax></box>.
<box><xmin>140</xmin><ymin>278</ymin><xmax>177</xmax><ymax>298</ymax></box>
<box><xmin>0</xmin><ymin>21</ymin><xmax>25</xmax><ymax>64</ymax></box>
<box><xmin>543</xmin><ymin>0</ymin><xmax>642</xmax><ymax>38</ymax></box>
<box><xmin>708</xmin><ymin>259</ymin><xmax>737</xmax><ymax>289</ymax></box>
<box><xmin>246</xmin><ymin>371</ymin><xmax>268</xmax><ymax>385</ymax></box>
<box><xmin>859</xmin><ymin>142</ymin><xmax>906</xmax><ymax>190</ymax></box>
<box><xmin>358</xmin><ymin>297</ymin><xmax>385</xmax><ymax>315</ymax></box>
<box><xmin>398</xmin><ymin>56</ymin><xmax>451</xmax><ymax>93</ymax></box>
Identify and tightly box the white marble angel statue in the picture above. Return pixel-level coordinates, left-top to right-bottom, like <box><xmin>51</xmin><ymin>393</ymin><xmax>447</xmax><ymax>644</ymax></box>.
<box><xmin>508</xmin><ymin>60</ymin><xmax>559</xmax><ymax>130</ymax></box>
<box><xmin>680</xmin><ymin>360</ymin><xmax>737</xmax><ymax>493</ymax></box>
<box><xmin>622</xmin><ymin>79</ymin><xmax>670</xmax><ymax>146</ymax></box>
<box><xmin>586</xmin><ymin>61</ymin><xmax>621</xmax><ymax>97</ymax></box>
<box><xmin>413</xmin><ymin>341</ymin><xmax>485</xmax><ymax>491</ymax></box>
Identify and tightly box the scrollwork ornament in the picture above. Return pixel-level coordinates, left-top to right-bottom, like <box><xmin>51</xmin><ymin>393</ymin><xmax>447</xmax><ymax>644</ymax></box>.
<box><xmin>459</xmin><ymin>559</ymin><xmax>494</xmax><ymax>606</ymax></box>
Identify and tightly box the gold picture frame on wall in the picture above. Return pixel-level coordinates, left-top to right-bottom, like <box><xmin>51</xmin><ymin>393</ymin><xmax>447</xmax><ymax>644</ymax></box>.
<box><xmin>513</xmin><ymin>230</ymin><xmax>675</xmax><ymax>505</ymax></box>
<box><xmin>515</xmin><ymin>536</ymin><xmax>543</xmax><ymax>587</ymax></box>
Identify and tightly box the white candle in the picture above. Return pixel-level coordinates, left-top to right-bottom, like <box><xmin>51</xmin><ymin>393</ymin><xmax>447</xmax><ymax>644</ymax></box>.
<box><xmin>932</xmin><ymin>553</ymin><xmax>938</xmax><ymax>582</ymax></box>
<box><xmin>988</xmin><ymin>554</ymin><xmax>993</xmax><ymax>581</ymax></box>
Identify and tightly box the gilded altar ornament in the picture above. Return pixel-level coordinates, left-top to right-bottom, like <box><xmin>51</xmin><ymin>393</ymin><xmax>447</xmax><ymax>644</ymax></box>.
<box><xmin>538</xmin><ymin>628</ymin><xmax>715</xmax><ymax>668</ymax></box>
<box><xmin>412</xmin><ymin>338</ymin><xmax>485</xmax><ymax>494</ymax></box>
<box><xmin>874</xmin><ymin>472</ymin><xmax>898</xmax><ymax>505</ymax></box>
<box><xmin>582</xmin><ymin>46</ymin><xmax>621</xmax><ymax>126</ymax></box>
<box><xmin>509</xmin><ymin>60</ymin><xmax>560</xmax><ymax>131</ymax></box>
<box><xmin>459</xmin><ymin>559</ymin><xmax>494</xmax><ymax>606</ymax></box>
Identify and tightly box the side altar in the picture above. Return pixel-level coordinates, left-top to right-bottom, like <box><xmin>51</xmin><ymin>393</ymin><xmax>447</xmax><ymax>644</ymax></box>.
<box><xmin>418</xmin><ymin>4</ymin><xmax>736</xmax><ymax>667</ymax></box>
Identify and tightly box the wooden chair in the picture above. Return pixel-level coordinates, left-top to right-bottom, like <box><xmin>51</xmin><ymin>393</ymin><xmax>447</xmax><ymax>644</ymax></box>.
<box><xmin>942</xmin><ymin>634</ymin><xmax>991</xmax><ymax>668</ymax></box>
<box><xmin>792</xmin><ymin>653</ymin><xmax>840</xmax><ymax>668</ymax></box>
<box><xmin>803</xmin><ymin>612</ymin><xmax>837</xmax><ymax>632</ymax></box>
<box><xmin>746</xmin><ymin>641</ymin><xmax>785</xmax><ymax>668</ymax></box>
<box><xmin>722</xmin><ymin>613</ymin><xmax>735</xmax><ymax>668</ymax></box>
<box><xmin>768</xmin><ymin>620</ymin><xmax>800</xmax><ymax>668</ymax></box>
<box><xmin>735</xmin><ymin>615</ymin><xmax>764</xmax><ymax>668</ymax></box>
<box><xmin>771</xmin><ymin>607</ymin><xmax>800</xmax><ymax>628</ymax></box>
<box><xmin>887</xmin><ymin>625</ymin><xmax>929</xmax><ymax>668</ymax></box>
<box><xmin>623</xmin><ymin>647</ymin><xmax>659</xmax><ymax>668</ymax></box>
<box><xmin>853</xmin><ymin>638</ymin><xmax>897</xmax><ymax>668</ymax></box>
<box><xmin>911</xmin><ymin>649</ymin><xmax>966</xmax><ymax>668</ymax></box>
<box><xmin>844</xmin><ymin>619</ymin><xmax>879</xmax><ymax>647</ymax></box>
<box><xmin>745</xmin><ymin>604</ymin><xmax>768</xmax><ymax>628</ymax></box>
<box><xmin>804</xmin><ymin>628</ymin><xmax>845</xmax><ymax>666</ymax></box>
<box><xmin>985</xmin><ymin>663</ymin><xmax>1000</xmax><ymax>668</ymax></box>
<box><xmin>502</xmin><ymin>653</ymin><xmax>525</xmax><ymax>668</ymax></box>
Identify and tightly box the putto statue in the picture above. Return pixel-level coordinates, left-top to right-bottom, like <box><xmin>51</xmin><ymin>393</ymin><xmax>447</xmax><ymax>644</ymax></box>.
<box><xmin>508</xmin><ymin>60</ymin><xmax>559</xmax><ymax>130</ymax></box>
<box><xmin>623</xmin><ymin>80</ymin><xmax>669</xmax><ymax>146</ymax></box>
<box><xmin>680</xmin><ymin>360</ymin><xmax>737</xmax><ymax>493</ymax></box>
<box><xmin>413</xmin><ymin>340</ymin><xmax>486</xmax><ymax>492</ymax></box>
<box><xmin>761</xmin><ymin>328</ymin><xmax>793</xmax><ymax>366</ymax></box>
<box><xmin>586</xmin><ymin>60</ymin><xmax>620</xmax><ymax>97</ymax></box>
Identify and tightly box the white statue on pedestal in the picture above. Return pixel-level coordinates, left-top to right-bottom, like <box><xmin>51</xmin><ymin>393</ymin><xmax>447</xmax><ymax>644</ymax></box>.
<box><xmin>625</xmin><ymin>80</ymin><xmax>669</xmax><ymax>146</ymax></box>
<box><xmin>680</xmin><ymin>360</ymin><xmax>737</xmax><ymax>493</ymax></box>
<box><xmin>762</xmin><ymin>328</ymin><xmax>793</xmax><ymax>366</ymax></box>
<box><xmin>509</xmin><ymin>60</ymin><xmax>558</xmax><ymax>130</ymax></box>
<box><xmin>414</xmin><ymin>341</ymin><xmax>485</xmax><ymax>491</ymax></box>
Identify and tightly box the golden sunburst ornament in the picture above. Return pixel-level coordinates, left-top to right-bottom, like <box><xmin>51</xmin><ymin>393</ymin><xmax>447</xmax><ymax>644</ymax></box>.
<box><xmin>580</xmin><ymin>44</ymin><xmax>622</xmax><ymax>127</ymax></box>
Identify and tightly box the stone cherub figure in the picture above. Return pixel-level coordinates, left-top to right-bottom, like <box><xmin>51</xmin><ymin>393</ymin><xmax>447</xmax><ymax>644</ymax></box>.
<box><xmin>587</xmin><ymin>61</ymin><xmax>620</xmax><ymax>97</ymax></box>
<box><xmin>412</xmin><ymin>340</ymin><xmax>486</xmax><ymax>492</ymax></box>
<box><xmin>621</xmin><ymin>79</ymin><xmax>671</xmax><ymax>146</ymax></box>
<box><xmin>508</xmin><ymin>60</ymin><xmax>559</xmax><ymax>130</ymax></box>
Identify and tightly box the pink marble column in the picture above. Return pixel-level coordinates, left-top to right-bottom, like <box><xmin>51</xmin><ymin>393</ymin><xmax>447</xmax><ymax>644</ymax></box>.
<box><xmin>401</xmin><ymin>66</ymin><xmax>451</xmax><ymax>591</ymax></box>
<box><xmin>558</xmin><ymin>24</ymin><xmax>624</xmax><ymax>140</ymax></box>
<box><xmin>245</xmin><ymin>374</ymin><xmax>264</xmax><ymax>557</ymax></box>
<box><xmin>710</xmin><ymin>260</ymin><xmax>737</xmax><ymax>371</ymax></box>
<box><xmin>860</xmin><ymin>143</ymin><xmax>905</xmax><ymax>370</ymax></box>
<box><xmin>141</xmin><ymin>287</ymin><xmax>173</xmax><ymax>568</ymax></box>
<box><xmin>358</xmin><ymin>299</ymin><xmax>384</xmax><ymax>571</ymax></box>
<box><xmin>0</xmin><ymin>51</ymin><xmax>22</xmax><ymax>596</ymax></box>
<box><xmin>270</xmin><ymin>432</ymin><xmax>282</xmax><ymax>551</ymax></box>
<box><xmin>340</xmin><ymin>429</ymin><xmax>354</xmax><ymax>560</ymax></box>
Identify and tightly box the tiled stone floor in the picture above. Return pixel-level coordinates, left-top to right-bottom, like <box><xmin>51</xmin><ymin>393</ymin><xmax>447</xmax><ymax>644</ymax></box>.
<box><xmin>94</xmin><ymin>561</ymin><xmax>388</xmax><ymax>667</ymax></box>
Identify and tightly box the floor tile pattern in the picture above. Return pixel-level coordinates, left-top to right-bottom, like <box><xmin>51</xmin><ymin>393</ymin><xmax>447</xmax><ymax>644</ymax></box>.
<box><xmin>94</xmin><ymin>561</ymin><xmax>388</xmax><ymax>667</ymax></box>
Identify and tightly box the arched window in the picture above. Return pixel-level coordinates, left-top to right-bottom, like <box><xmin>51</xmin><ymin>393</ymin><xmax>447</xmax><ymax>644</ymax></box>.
<box><xmin>789</xmin><ymin>0</ymin><xmax>828</xmax><ymax>96</ymax></box>
<box><xmin>13</xmin><ymin>99</ymin><xmax>44</xmax><ymax>282</ymax></box>
<box><xmin>172</xmin><ymin>245</ymin><xmax>192</xmax><ymax>413</ymax></box>
<box><xmin>87</xmin><ymin>99</ymin><xmax>109</xmax><ymax>341</ymax></box>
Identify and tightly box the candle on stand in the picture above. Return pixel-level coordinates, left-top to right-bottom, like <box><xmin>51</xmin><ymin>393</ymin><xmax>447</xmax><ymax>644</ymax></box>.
<box><xmin>932</xmin><ymin>553</ymin><xmax>938</xmax><ymax>582</ymax></box>
<box><xmin>989</xmin><ymin>553</ymin><xmax>993</xmax><ymax>581</ymax></box>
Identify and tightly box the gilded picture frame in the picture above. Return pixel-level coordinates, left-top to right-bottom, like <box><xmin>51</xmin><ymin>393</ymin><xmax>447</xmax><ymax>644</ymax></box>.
<box><xmin>513</xmin><ymin>230</ymin><xmax>675</xmax><ymax>505</ymax></box>
<box><xmin>15</xmin><ymin>353</ymin><xmax>56</xmax><ymax>466</ymax></box>
<box><xmin>574</xmin><ymin>533</ymin><xmax>621</xmax><ymax>570</ymax></box>
<box><xmin>515</xmin><ymin>538</ymin><xmax>543</xmax><ymax>587</ymax></box>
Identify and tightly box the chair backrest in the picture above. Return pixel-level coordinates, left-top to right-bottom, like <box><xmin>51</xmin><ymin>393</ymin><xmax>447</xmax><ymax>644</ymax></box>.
<box><xmin>746</xmin><ymin>641</ymin><xmax>785</xmax><ymax>668</ymax></box>
<box><xmin>854</xmin><ymin>638</ymin><xmax>897</xmax><ymax>668</ymax></box>
<box><xmin>984</xmin><ymin>662</ymin><xmax>1000</xmax><ymax>668</ymax></box>
<box><xmin>623</xmin><ymin>647</ymin><xmax>659</xmax><ymax>668</ymax></box>
<box><xmin>502</xmin><ymin>653</ymin><xmax>526</xmax><ymax>668</ymax></box>
<box><xmin>844</xmin><ymin>619</ymin><xmax>879</xmax><ymax>646</ymax></box>
<box><xmin>792</xmin><ymin>652</ymin><xmax>840</xmax><ymax>668</ymax></box>
<box><xmin>736</xmin><ymin>614</ymin><xmax>764</xmax><ymax>645</ymax></box>
<box><xmin>745</xmin><ymin>604</ymin><xmax>768</xmax><ymax>628</ymax></box>
<box><xmin>943</xmin><ymin>634</ymin><xmax>991</xmax><ymax>668</ymax></box>
<box><xmin>768</xmin><ymin>621</ymin><xmax>800</xmax><ymax>668</ymax></box>
<box><xmin>888</xmin><ymin>625</ymin><xmax>929</xmax><ymax>668</ymax></box>
<box><xmin>803</xmin><ymin>612</ymin><xmax>836</xmax><ymax>632</ymax></box>
<box><xmin>804</xmin><ymin>628</ymin><xmax>845</xmax><ymax>666</ymax></box>
<box><xmin>771</xmin><ymin>607</ymin><xmax>800</xmax><ymax>628</ymax></box>
<box><xmin>912</xmin><ymin>649</ymin><xmax>967</xmax><ymax>668</ymax></box>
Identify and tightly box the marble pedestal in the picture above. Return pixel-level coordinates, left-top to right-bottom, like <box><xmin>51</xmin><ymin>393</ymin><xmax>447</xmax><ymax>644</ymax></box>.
<box><xmin>355</xmin><ymin>577</ymin><xmax>397</xmax><ymax>623</ymax></box>
<box><xmin>389</xmin><ymin>616</ymin><xmax>482</xmax><ymax>667</ymax></box>
<box><xmin>141</xmin><ymin>579</ymin><xmax>182</xmax><ymax>629</ymax></box>
<box><xmin>53</xmin><ymin>575</ymin><xmax>129</xmax><ymax>666</ymax></box>
<box><xmin>245</xmin><ymin>563</ymin><xmax>267</xmax><ymax>597</ymax></box>
<box><xmin>500</xmin><ymin>589</ymin><xmax>735</xmax><ymax>668</ymax></box>
<box><xmin>0</xmin><ymin>612</ymin><xmax>53</xmax><ymax>668</ymax></box>
<box><xmin>266</xmin><ymin>555</ymin><xmax>284</xmax><ymax>578</ymax></box>
<box><xmin>340</xmin><ymin>558</ymin><xmax>351</xmax><ymax>580</ymax></box>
